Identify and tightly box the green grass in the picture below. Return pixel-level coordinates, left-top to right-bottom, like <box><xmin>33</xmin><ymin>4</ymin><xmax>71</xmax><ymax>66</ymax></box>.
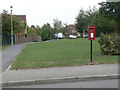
<box><xmin>11</xmin><ymin>38</ymin><xmax>118</xmax><ymax>70</ymax></box>
<box><xmin>0</xmin><ymin>46</ymin><xmax>8</xmax><ymax>51</ymax></box>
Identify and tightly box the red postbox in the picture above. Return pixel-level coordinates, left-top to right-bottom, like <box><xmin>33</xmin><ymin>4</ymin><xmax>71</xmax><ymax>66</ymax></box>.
<box><xmin>88</xmin><ymin>25</ymin><xmax>95</xmax><ymax>40</ymax></box>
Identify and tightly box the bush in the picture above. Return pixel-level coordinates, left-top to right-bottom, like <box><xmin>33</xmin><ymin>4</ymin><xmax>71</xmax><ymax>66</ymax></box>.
<box><xmin>40</xmin><ymin>24</ymin><xmax>54</xmax><ymax>41</ymax></box>
<box><xmin>98</xmin><ymin>33</ymin><xmax>120</xmax><ymax>55</ymax></box>
<box><xmin>76</xmin><ymin>35</ymin><xmax>80</xmax><ymax>38</ymax></box>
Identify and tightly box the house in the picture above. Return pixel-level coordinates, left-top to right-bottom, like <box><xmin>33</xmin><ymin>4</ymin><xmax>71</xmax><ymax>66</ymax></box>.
<box><xmin>15</xmin><ymin>15</ymin><xmax>27</xmax><ymax>34</ymax></box>
<box><xmin>67</xmin><ymin>24</ymin><xmax>77</xmax><ymax>35</ymax></box>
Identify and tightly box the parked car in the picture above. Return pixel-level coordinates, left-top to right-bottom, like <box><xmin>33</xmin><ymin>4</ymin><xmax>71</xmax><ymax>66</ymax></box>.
<box><xmin>85</xmin><ymin>34</ymin><xmax>88</xmax><ymax>38</ymax></box>
<box><xmin>83</xmin><ymin>34</ymin><xmax>88</xmax><ymax>38</ymax></box>
<box><xmin>62</xmin><ymin>35</ymin><xmax>65</xmax><ymax>38</ymax></box>
<box><xmin>58</xmin><ymin>33</ymin><xmax>64</xmax><ymax>39</ymax></box>
<box><xmin>69</xmin><ymin>35</ymin><xmax>77</xmax><ymax>39</ymax></box>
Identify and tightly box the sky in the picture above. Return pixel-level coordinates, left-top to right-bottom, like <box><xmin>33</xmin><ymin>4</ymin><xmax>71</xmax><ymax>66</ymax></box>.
<box><xmin>0</xmin><ymin>0</ymin><xmax>106</xmax><ymax>27</ymax></box>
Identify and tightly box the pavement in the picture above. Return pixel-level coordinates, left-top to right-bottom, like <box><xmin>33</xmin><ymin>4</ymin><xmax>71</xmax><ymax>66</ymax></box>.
<box><xmin>0</xmin><ymin>42</ymin><xmax>119</xmax><ymax>87</ymax></box>
<box><xmin>1</xmin><ymin>42</ymin><xmax>38</xmax><ymax>71</ymax></box>
<box><xmin>2</xmin><ymin>43</ymin><xmax>26</xmax><ymax>71</ymax></box>
<box><xmin>2</xmin><ymin>63</ymin><xmax>119</xmax><ymax>87</ymax></box>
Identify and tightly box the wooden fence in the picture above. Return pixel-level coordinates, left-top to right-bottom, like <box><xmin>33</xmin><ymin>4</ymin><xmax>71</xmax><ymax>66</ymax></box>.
<box><xmin>14</xmin><ymin>35</ymin><xmax>41</xmax><ymax>44</ymax></box>
<box><xmin>2</xmin><ymin>34</ymin><xmax>41</xmax><ymax>46</ymax></box>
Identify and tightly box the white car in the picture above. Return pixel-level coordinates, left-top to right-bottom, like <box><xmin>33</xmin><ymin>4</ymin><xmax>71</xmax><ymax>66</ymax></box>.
<box><xmin>58</xmin><ymin>33</ymin><xmax>64</xmax><ymax>39</ymax></box>
<box><xmin>69</xmin><ymin>35</ymin><xmax>77</xmax><ymax>39</ymax></box>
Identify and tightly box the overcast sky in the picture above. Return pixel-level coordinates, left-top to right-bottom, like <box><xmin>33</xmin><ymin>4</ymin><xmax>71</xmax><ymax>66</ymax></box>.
<box><xmin>0</xmin><ymin>0</ymin><xmax>106</xmax><ymax>27</ymax></box>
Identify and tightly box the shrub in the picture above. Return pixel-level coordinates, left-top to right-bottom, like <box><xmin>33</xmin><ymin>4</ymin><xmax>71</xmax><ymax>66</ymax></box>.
<box><xmin>40</xmin><ymin>24</ymin><xmax>54</xmax><ymax>41</ymax></box>
<box><xmin>76</xmin><ymin>35</ymin><xmax>80</xmax><ymax>38</ymax></box>
<box><xmin>98</xmin><ymin>33</ymin><xmax>120</xmax><ymax>55</ymax></box>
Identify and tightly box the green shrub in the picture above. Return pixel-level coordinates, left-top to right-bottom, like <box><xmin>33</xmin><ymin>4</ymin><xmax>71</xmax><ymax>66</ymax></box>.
<box><xmin>98</xmin><ymin>33</ymin><xmax>120</xmax><ymax>55</ymax></box>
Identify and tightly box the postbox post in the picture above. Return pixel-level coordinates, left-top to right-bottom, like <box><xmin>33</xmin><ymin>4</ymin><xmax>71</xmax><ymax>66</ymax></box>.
<box><xmin>88</xmin><ymin>25</ymin><xmax>95</xmax><ymax>63</ymax></box>
<box><xmin>91</xmin><ymin>40</ymin><xmax>92</xmax><ymax>62</ymax></box>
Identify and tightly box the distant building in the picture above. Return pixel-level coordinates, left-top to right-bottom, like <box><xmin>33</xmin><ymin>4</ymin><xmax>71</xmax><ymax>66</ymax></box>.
<box><xmin>15</xmin><ymin>15</ymin><xmax>27</xmax><ymax>34</ymax></box>
<box><xmin>15</xmin><ymin>15</ymin><xmax>26</xmax><ymax>22</ymax></box>
<box><xmin>67</xmin><ymin>24</ymin><xmax>77</xmax><ymax>35</ymax></box>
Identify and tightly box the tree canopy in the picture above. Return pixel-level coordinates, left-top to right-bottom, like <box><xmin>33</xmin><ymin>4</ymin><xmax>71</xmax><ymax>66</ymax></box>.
<box><xmin>99</xmin><ymin>2</ymin><xmax>120</xmax><ymax>33</ymax></box>
<box><xmin>75</xmin><ymin>8</ymin><xmax>97</xmax><ymax>33</ymax></box>
<box><xmin>75</xmin><ymin>2</ymin><xmax>120</xmax><ymax>36</ymax></box>
<box><xmin>40</xmin><ymin>23</ymin><xmax>54</xmax><ymax>41</ymax></box>
<box><xmin>2</xmin><ymin>10</ymin><xmax>26</xmax><ymax>35</ymax></box>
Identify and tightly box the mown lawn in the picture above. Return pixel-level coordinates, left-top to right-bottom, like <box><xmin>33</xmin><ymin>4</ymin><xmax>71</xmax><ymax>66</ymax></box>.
<box><xmin>11</xmin><ymin>38</ymin><xmax>118</xmax><ymax>70</ymax></box>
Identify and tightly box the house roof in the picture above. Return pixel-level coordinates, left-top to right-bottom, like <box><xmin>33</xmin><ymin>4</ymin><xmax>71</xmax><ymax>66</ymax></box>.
<box><xmin>67</xmin><ymin>24</ymin><xmax>76</xmax><ymax>30</ymax></box>
<box><xmin>15</xmin><ymin>15</ymin><xmax>27</xmax><ymax>23</ymax></box>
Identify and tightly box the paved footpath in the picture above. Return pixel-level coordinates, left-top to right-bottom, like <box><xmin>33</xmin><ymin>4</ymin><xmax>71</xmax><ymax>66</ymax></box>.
<box><xmin>2</xmin><ymin>44</ymin><xmax>26</xmax><ymax>71</ymax></box>
<box><xmin>1</xmin><ymin>42</ymin><xmax>37</xmax><ymax>71</ymax></box>
<box><xmin>2</xmin><ymin>63</ymin><xmax>119</xmax><ymax>86</ymax></box>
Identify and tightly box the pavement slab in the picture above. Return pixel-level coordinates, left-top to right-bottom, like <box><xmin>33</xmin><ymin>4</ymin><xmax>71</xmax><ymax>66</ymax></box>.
<box><xmin>2</xmin><ymin>64</ymin><xmax>118</xmax><ymax>82</ymax></box>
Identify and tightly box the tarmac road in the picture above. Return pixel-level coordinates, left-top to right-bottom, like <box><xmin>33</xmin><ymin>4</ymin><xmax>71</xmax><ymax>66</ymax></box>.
<box><xmin>3</xmin><ymin>79</ymin><xmax>119</xmax><ymax>88</ymax></box>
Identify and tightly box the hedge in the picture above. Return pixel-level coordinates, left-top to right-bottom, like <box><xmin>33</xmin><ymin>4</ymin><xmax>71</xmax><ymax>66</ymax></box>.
<box><xmin>98</xmin><ymin>33</ymin><xmax>120</xmax><ymax>55</ymax></box>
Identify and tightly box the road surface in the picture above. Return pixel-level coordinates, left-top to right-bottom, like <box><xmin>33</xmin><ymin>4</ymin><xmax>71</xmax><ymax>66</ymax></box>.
<box><xmin>3</xmin><ymin>79</ymin><xmax>119</xmax><ymax>88</ymax></box>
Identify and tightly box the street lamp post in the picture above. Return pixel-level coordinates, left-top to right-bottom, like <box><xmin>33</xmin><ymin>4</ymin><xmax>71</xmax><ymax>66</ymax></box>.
<box><xmin>50</xmin><ymin>28</ymin><xmax>51</xmax><ymax>40</ymax></box>
<box><xmin>10</xmin><ymin>6</ymin><xmax>13</xmax><ymax>45</ymax></box>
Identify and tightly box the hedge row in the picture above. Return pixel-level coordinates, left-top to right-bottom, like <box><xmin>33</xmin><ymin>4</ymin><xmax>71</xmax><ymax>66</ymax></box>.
<box><xmin>98</xmin><ymin>33</ymin><xmax>120</xmax><ymax>55</ymax></box>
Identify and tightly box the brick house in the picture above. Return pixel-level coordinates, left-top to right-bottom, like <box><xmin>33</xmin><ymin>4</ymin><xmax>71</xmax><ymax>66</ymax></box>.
<box><xmin>15</xmin><ymin>15</ymin><xmax>27</xmax><ymax>34</ymax></box>
<box><xmin>67</xmin><ymin>24</ymin><xmax>77</xmax><ymax>35</ymax></box>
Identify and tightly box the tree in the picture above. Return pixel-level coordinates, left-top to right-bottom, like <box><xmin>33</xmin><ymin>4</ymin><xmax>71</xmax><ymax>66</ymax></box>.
<box><xmin>90</xmin><ymin>11</ymin><xmax>116</xmax><ymax>36</ymax></box>
<box><xmin>28</xmin><ymin>25</ymin><xmax>37</xmax><ymax>35</ymax></box>
<box><xmin>2</xmin><ymin>10</ymin><xmax>26</xmax><ymax>35</ymax></box>
<box><xmin>27</xmin><ymin>26</ymin><xmax>31</xmax><ymax>34</ymax></box>
<box><xmin>40</xmin><ymin>23</ymin><xmax>54</xmax><ymax>41</ymax></box>
<box><xmin>53</xmin><ymin>18</ymin><xmax>63</xmax><ymax>33</ymax></box>
<box><xmin>75</xmin><ymin>9</ymin><xmax>86</xmax><ymax>33</ymax></box>
<box><xmin>35</xmin><ymin>25</ymin><xmax>41</xmax><ymax>36</ymax></box>
<box><xmin>2</xmin><ymin>10</ymin><xmax>11</xmax><ymax>34</ymax></box>
<box><xmin>53</xmin><ymin>18</ymin><xmax>69</xmax><ymax>36</ymax></box>
<box><xmin>0</xmin><ymin>14</ymin><xmax>2</xmax><ymax>34</ymax></box>
<box><xmin>99</xmin><ymin>2</ymin><xmax>120</xmax><ymax>33</ymax></box>
<box><xmin>13</xmin><ymin>16</ymin><xmax>26</xmax><ymax>34</ymax></box>
<box><xmin>75</xmin><ymin>8</ymin><xmax>97</xmax><ymax>33</ymax></box>
<box><xmin>61</xmin><ymin>23</ymin><xmax>69</xmax><ymax>36</ymax></box>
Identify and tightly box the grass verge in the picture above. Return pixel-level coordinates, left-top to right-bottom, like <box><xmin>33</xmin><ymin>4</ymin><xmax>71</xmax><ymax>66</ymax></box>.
<box><xmin>11</xmin><ymin>38</ymin><xmax>118</xmax><ymax>70</ymax></box>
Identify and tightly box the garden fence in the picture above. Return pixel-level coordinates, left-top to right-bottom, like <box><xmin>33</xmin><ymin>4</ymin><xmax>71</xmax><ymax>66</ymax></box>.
<box><xmin>1</xmin><ymin>34</ymin><xmax>41</xmax><ymax>46</ymax></box>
